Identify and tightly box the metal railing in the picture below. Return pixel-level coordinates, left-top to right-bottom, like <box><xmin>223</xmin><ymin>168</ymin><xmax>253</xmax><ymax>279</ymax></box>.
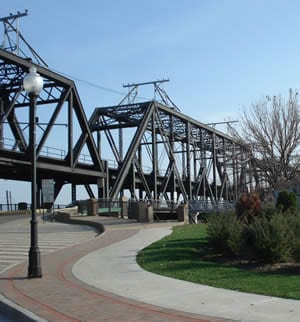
<box><xmin>0</xmin><ymin>203</ymin><xmax>67</xmax><ymax>212</ymax></box>
<box><xmin>1</xmin><ymin>137</ymin><xmax>170</xmax><ymax>173</ymax></box>
<box><xmin>0</xmin><ymin>137</ymin><xmax>93</xmax><ymax>164</ymax></box>
<box><xmin>189</xmin><ymin>199</ymin><xmax>235</xmax><ymax>213</ymax></box>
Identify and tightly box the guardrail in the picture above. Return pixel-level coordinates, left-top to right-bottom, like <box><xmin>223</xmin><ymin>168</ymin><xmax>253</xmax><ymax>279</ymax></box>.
<box><xmin>0</xmin><ymin>137</ymin><xmax>93</xmax><ymax>164</ymax></box>
<box><xmin>0</xmin><ymin>203</ymin><xmax>67</xmax><ymax>212</ymax></box>
<box><xmin>1</xmin><ymin>137</ymin><xmax>168</xmax><ymax>173</ymax></box>
<box><xmin>189</xmin><ymin>200</ymin><xmax>235</xmax><ymax>213</ymax></box>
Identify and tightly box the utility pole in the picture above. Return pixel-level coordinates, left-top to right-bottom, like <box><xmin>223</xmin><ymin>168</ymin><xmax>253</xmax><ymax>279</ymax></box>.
<box><xmin>0</xmin><ymin>10</ymin><xmax>28</xmax><ymax>54</ymax></box>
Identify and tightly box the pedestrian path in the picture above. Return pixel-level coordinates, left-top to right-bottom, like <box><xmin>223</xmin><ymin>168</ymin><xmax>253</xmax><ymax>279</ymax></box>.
<box><xmin>73</xmin><ymin>225</ymin><xmax>300</xmax><ymax>322</ymax></box>
<box><xmin>1</xmin><ymin>216</ymin><xmax>300</xmax><ymax>322</ymax></box>
<box><xmin>0</xmin><ymin>222</ymin><xmax>225</xmax><ymax>322</ymax></box>
<box><xmin>0</xmin><ymin>216</ymin><xmax>97</xmax><ymax>273</ymax></box>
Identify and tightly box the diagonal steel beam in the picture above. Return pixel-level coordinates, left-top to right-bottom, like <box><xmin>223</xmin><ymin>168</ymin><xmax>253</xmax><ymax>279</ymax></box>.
<box><xmin>1</xmin><ymin>90</ymin><xmax>27</xmax><ymax>151</ymax></box>
<box><xmin>100</xmin><ymin>115</ymin><xmax>121</xmax><ymax>163</ymax></box>
<box><xmin>37</xmin><ymin>87</ymin><xmax>71</xmax><ymax>157</ymax></box>
<box><xmin>84</xmin><ymin>184</ymin><xmax>95</xmax><ymax>199</ymax></box>
<box><xmin>133</xmin><ymin>157</ymin><xmax>152</xmax><ymax>199</ymax></box>
<box><xmin>155</xmin><ymin>108</ymin><xmax>188</xmax><ymax>202</ymax></box>
<box><xmin>69</xmin><ymin>86</ymin><xmax>104</xmax><ymax>172</ymax></box>
<box><xmin>110</xmin><ymin>102</ymin><xmax>155</xmax><ymax>200</ymax></box>
<box><xmin>160</xmin><ymin>161</ymin><xmax>175</xmax><ymax>196</ymax></box>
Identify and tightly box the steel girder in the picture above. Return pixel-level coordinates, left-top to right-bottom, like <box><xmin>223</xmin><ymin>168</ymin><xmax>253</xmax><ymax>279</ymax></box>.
<box><xmin>0</xmin><ymin>49</ymin><xmax>105</xmax><ymax>201</ymax></box>
<box><xmin>91</xmin><ymin>100</ymin><xmax>252</xmax><ymax>204</ymax></box>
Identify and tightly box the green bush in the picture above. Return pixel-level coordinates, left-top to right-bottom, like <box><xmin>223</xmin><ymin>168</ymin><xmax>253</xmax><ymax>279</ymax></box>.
<box><xmin>288</xmin><ymin>213</ymin><xmax>300</xmax><ymax>260</ymax></box>
<box><xmin>207</xmin><ymin>212</ymin><xmax>243</xmax><ymax>257</ymax></box>
<box><xmin>276</xmin><ymin>190</ymin><xmax>297</xmax><ymax>213</ymax></box>
<box><xmin>245</xmin><ymin>214</ymin><xmax>294</xmax><ymax>263</ymax></box>
<box><xmin>207</xmin><ymin>209</ymin><xmax>300</xmax><ymax>263</ymax></box>
<box><xmin>260</xmin><ymin>203</ymin><xmax>277</xmax><ymax>220</ymax></box>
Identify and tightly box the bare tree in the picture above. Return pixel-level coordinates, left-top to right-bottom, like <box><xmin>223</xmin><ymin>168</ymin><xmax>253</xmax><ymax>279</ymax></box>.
<box><xmin>229</xmin><ymin>89</ymin><xmax>300</xmax><ymax>188</ymax></box>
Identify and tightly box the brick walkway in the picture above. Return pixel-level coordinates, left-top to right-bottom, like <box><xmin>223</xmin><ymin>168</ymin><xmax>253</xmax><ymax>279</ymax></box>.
<box><xmin>0</xmin><ymin>227</ymin><xmax>229</xmax><ymax>322</ymax></box>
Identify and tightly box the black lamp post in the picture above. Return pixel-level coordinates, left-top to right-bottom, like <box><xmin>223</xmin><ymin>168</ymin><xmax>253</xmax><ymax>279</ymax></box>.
<box><xmin>23</xmin><ymin>66</ymin><xmax>43</xmax><ymax>278</ymax></box>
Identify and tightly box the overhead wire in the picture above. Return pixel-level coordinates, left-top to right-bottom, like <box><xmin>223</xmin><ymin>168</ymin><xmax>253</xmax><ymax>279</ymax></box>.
<box><xmin>50</xmin><ymin>68</ymin><xmax>151</xmax><ymax>102</ymax></box>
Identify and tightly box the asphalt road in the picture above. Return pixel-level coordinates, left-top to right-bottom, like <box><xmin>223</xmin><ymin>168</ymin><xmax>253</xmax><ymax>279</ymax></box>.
<box><xmin>0</xmin><ymin>313</ymin><xmax>14</xmax><ymax>322</ymax></box>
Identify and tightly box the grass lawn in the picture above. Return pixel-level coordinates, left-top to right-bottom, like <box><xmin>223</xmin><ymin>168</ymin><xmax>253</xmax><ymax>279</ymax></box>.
<box><xmin>137</xmin><ymin>224</ymin><xmax>300</xmax><ymax>300</ymax></box>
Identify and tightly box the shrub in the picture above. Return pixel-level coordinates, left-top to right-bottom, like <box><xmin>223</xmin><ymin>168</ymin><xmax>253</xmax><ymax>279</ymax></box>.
<box><xmin>260</xmin><ymin>203</ymin><xmax>277</xmax><ymax>220</ymax></box>
<box><xmin>245</xmin><ymin>214</ymin><xmax>294</xmax><ymax>263</ymax></box>
<box><xmin>207</xmin><ymin>208</ymin><xmax>300</xmax><ymax>263</ymax></box>
<box><xmin>236</xmin><ymin>192</ymin><xmax>261</xmax><ymax>224</ymax></box>
<box><xmin>288</xmin><ymin>213</ymin><xmax>300</xmax><ymax>260</ymax></box>
<box><xmin>207</xmin><ymin>212</ymin><xmax>243</xmax><ymax>257</ymax></box>
<box><xmin>276</xmin><ymin>190</ymin><xmax>297</xmax><ymax>213</ymax></box>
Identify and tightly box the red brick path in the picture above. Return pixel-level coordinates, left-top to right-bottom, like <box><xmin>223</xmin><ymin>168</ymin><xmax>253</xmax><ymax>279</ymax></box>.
<box><xmin>0</xmin><ymin>228</ymin><xmax>230</xmax><ymax>321</ymax></box>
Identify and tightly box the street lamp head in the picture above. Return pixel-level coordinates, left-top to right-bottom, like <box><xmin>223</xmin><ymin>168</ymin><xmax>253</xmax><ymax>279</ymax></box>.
<box><xmin>23</xmin><ymin>66</ymin><xmax>43</xmax><ymax>96</ymax></box>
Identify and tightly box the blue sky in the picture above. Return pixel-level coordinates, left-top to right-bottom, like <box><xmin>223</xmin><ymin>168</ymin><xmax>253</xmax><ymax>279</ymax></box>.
<box><xmin>1</xmin><ymin>0</ymin><xmax>300</xmax><ymax>204</ymax></box>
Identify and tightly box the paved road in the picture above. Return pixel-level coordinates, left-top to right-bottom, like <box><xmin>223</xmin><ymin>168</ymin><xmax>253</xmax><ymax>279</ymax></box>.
<box><xmin>0</xmin><ymin>313</ymin><xmax>14</xmax><ymax>322</ymax></box>
<box><xmin>0</xmin><ymin>214</ymin><xmax>98</xmax><ymax>274</ymax></box>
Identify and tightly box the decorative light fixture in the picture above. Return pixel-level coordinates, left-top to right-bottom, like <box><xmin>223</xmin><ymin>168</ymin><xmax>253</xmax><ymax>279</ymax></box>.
<box><xmin>23</xmin><ymin>65</ymin><xmax>43</xmax><ymax>278</ymax></box>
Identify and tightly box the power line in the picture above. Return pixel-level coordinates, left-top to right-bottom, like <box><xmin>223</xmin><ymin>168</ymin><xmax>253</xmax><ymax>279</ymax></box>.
<box><xmin>50</xmin><ymin>68</ymin><xmax>151</xmax><ymax>101</ymax></box>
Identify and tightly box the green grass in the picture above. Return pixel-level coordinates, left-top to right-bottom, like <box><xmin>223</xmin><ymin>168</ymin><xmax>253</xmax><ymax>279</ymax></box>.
<box><xmin>137</xmin><ymin>224</ymin><xmax>300</xmax><ymax>299</ymax></box>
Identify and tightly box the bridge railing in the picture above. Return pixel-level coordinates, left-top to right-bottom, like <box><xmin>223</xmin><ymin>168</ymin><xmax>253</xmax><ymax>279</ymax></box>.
<box><xmin>189</xmin><ymin>199</ymin><xmax>235</xmax><ymax>214</ymax></box>
<box><xmin>0</xmin><ymin>137</ymin><xmax>94</xmax><ymax>164</ymax></box>
<box><xmin>0</xmin><ymin>203</ymin><xmax>20</xmax><ymax>211</ymax></box>
<box><xmin>1</xmin><ymin>137</ymin><xmax>170</xmax><ymax>172</ymax></box>
<box><xmin>0</xmin><ymin>203</ymin><xmax>67</xmax><ymax>218</ymax></box>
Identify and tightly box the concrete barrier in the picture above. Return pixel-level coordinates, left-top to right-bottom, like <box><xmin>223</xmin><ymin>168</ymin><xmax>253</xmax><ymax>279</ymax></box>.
<box><xmin>55</xmin><ymin>211</ymin><xmax>105</xmax><ymax>235</ymax></box>
<box><xmin>176</xmin><ymin>203</ymin><xmax>189</xmax><ymax>224</ymax></box>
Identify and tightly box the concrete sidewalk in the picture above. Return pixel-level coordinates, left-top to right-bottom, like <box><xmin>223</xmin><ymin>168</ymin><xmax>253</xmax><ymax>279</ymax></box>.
<box><xmin>73</xmin><ymin>225</ymin><xmax>300</xmax><ymax>322</ymax></box>
<box><xmin>0</xmin><ymin>219</ymin><xmax>227</xmax><ymax>321</ymax></box>
<box><xmin>0</xmin><ymin>217</ymin><xmax>299</xmax><ymax>321</ymax></box>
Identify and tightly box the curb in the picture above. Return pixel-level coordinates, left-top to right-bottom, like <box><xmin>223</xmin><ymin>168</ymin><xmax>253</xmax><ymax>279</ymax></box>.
<box><xmin>54</xmin><ymin>211</ymin><xmax>105</xmax><ymax>235</ymax></box>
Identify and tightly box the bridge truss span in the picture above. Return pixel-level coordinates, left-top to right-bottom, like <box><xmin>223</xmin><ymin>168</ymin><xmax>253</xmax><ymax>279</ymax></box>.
<box><xmin>0</xmin><ymin>49</ymin><xmax>106</xmax><ymax>201</ymax></box>
<box><xmin>0</xmin><ymin>10</ymin><xmax>254</xmax><ymax>209</ymax></box>
<box><xmin>91</xmin><ymin>100</ymin><xmax>253</xmax><ymax>206</ymax></box>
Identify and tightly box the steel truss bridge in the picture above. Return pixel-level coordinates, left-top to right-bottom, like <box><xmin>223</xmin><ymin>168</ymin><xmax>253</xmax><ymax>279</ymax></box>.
<box><xmin>0</xmin><ymin>11</ymin><xmax>254</xmax><ymax>210</ymax></box>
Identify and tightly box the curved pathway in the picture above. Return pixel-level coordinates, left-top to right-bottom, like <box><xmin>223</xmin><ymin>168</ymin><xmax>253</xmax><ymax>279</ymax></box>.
<box><xmin>0</xmin><ymin>222</ymin><xmax>226</xmax><ymax>321</ymax></box>
<box><xmin>2</xmin><ymin>217</ymin><xmax>299</xmax><ymax>322</ymax></box>
<box><xmin>73</xmin><ymin>226</ymin><xmax>300</xmax><ymax>322</ymax></box>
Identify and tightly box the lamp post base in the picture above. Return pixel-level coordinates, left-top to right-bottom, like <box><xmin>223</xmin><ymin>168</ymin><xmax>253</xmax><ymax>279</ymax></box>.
<box><xmin>28</xmin><ymin>246</ymin><xmax>42</xmax><ymax>278</ymax></box>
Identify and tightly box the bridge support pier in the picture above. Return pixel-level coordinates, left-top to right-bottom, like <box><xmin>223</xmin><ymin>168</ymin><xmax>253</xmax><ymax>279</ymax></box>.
<box><xmin>177</xmin><ymin>203</ymin><xmax>189</xmax><ymax>224</ymax></box>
